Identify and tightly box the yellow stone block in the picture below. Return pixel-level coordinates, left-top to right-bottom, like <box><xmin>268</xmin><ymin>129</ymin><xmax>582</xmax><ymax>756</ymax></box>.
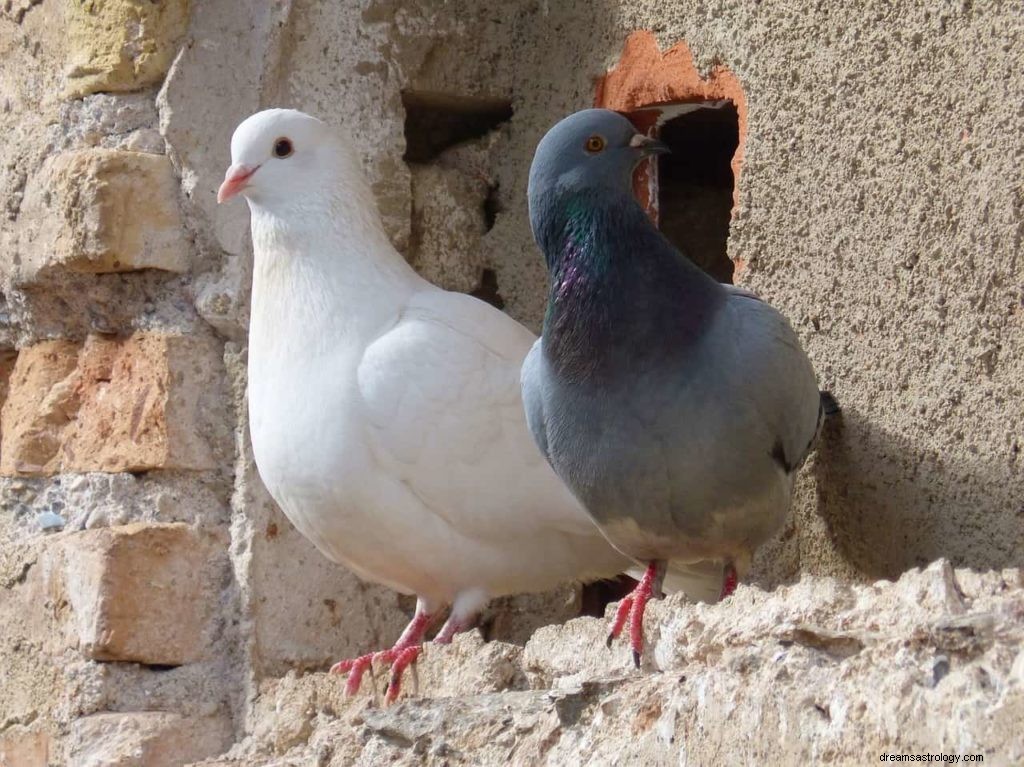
<box><xmin>64</xmin><ymin>0</ymin><xmax>190</xmax><ymax>98</ymax></box>
<box><xmin>21</xmin><ymin>149</ymin><xmax>189</xmax><ymax>275</ymax></box>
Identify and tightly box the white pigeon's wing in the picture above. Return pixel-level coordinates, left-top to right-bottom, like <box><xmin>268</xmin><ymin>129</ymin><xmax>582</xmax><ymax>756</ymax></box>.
<box><xmin>660</xmin><ymin>559</ymin><xmax>726</xmax><ymax>603</ymax></box>
<box><xmin>357</xmin><ymin>288</ymin><xmax>597</xmax><ymax>542</ymax></box>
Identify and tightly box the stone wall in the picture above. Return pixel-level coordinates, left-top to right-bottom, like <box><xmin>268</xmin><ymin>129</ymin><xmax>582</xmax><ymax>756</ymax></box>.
<box><xmin>0</xmin><ymin>1</ymin><xmax>1020</xmax><ymax>765</ymax></box>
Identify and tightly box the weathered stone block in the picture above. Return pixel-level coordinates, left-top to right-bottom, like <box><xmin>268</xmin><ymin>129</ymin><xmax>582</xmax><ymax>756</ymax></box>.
<box><xmin>68</xmin><ymin>712</ymin><xmax>230</xmax><ymax>767</ymax></box>
<box><xmin>57</xmin><ymin>523</ymin><xmax>214</xmax><ymax>665</ymax></box>
<box><xmin>408</xmin><ymin>163</ymin><xmax>487</xmax><ymax>294</ymax></box>
<box><xmin>0</xmin><ymin>726</ymin><xmax>49</xmax><ymax>767</ymax></box>
<box><xmin>65</xmin><ymin>0</ymin><xmax>191</xmax><ymax>98</ymax></box>
<box><xmin>0</xmin><ymin>332</ymin><xmax>226</xmax><ymax>476</ymax></box>
<box><xmin>19</xmin><ymin>149</ymin><xmax>188</xmax><ymax>276</ymax></box>
<box><xmin>0</xmin><ymin>349</ymin><xmax>16</xmax><ymax>413</ymax></box>
<box><xmin>0</xmin><ymin>339</ymin><xmax>80</xmax><ymax>475</ymax></box>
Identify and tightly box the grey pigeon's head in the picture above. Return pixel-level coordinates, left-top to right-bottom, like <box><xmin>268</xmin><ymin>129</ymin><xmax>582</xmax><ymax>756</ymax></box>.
<box><xmin>528</xmin><ymin>109</ymin><xmax>667</xmax><ymax>232</ymax></box>
<box><xmin>218</xmin><ymin>108</ymin><xmax>366</xmax><ymax>211</ymax></box>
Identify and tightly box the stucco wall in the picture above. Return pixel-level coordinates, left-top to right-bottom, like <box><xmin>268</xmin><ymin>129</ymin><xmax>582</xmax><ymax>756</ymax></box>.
<box><xmin>0</xmin><ymin>1</ymin><xmax>1020</xmax><ymax>764</ymax></box>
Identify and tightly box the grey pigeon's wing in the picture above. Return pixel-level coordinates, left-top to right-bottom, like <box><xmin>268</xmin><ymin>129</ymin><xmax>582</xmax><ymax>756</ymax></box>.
<box><xmin>725</xmin><ymin>284</ymin><xmax>835</xmax><ymax>468</ymax></box>
<box><xmin>721</xmin><ymin>284</ymin><xmax>821</xmax><ymax>473</ymax></box>
<box><xmin>520</xmin><ymin>338</ymin><xmax>551</xmax><ymax>462</ymax></box>
<box><xmin>723</xmin><ymin>284</ymin><xmax>763</xmax><ymax>302</ymax></box>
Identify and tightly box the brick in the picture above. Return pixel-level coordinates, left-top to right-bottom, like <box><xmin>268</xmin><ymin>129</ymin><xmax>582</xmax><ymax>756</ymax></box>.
<box><xmin>0</xmin><ymin>349</ymin><xmax>16</xmax><ymax>412</ymax></box>
<box><xmin>55</xmin><ymin>523</ymin><xmax>215</xmax><ymax>665</ymax></box>
<box><xmin>0</xmin><ymin>332</ymin><xmax>226</xmax><ymax>476</ymax></box>
<box><xmin>0</xmin><ymin>726</ymin><xmax>49</xmax><ymax>767</ymax></box>
<box><xmin>64</xmin><ymin>0</ymin><xmax>191</xmax><ymax>98</ymax></box>
<box><xmin>595</xmin><ymin>31</ymin><xmax>748</xmax><ymax>217</ymax></box>
<box><xmin>19</xmin><ymin>149</ymin><xmax>188</xmax><ymax>277</ymax></box>
<box><xmin>0</xmin><ymin>340</ymin><xmax>80</xmax><ymax>475</ymax></box>
<box><xmin>68</xmin><ymin>712</ymin><xmax>230</xmax><ymax>767</ymax></box>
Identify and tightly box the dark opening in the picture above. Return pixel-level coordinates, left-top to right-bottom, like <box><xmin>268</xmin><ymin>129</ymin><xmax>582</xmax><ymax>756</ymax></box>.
<box><xmin>401</xmin><ymin>91</ymin><xmax>513</xmax><ymax>163</ymax></box>
<box><xmin>469</xmin><ymin>268</ymin><xmax>505</xmax><ymax>310</ymax></box>
<box><xmin>656</xmin><ymin>101</ymin><xmax>739</xmax><ymax>284</ymax></box>
<box><xmin>580</xmin><ymin>574</ymin><xmax>638</xmax><ymax>618</ymax></box>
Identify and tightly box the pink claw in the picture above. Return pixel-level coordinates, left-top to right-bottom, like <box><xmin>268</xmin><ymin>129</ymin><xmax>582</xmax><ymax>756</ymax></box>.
<box><xmin>329</xmin><ymin>609</ymin><xmax>435</xmax><ymax>699</ymax></box>
<box><xmin>385</xmin><ymin>645</ymin><xmax>422</xmax><ymax>704</ymax></box>
<box><xmin>606</xmin><ymin>562</ymin><xmax>663</xmax><ymax>667</ymax></box>
<box><xmin>606</xmin><ymin>595</ymin><xmax>634</xmax><ymax>647</ymax></box>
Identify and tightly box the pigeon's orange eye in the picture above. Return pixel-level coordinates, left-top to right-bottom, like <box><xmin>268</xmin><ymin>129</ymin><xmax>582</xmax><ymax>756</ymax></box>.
<box><xmin>273</xmin><ymin>138</ymin><xmax>294</xmax><ymax>158</ymax></box>
<box><xmin>585</xmin><ymin>135</ymin><xmax>606</xmax><ymax>153</ymax></box>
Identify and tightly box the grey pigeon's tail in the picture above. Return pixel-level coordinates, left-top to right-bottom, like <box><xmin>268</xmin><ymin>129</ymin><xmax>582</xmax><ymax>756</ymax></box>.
<box><xmin>819</xmin><ymin>390</ymin><xmax>841</xmax><ymax>418</ymax></box>
<box><xmin>801</xmin><ymin>390</ymin><xmax>841</xmax><ymax>466</ymax></box>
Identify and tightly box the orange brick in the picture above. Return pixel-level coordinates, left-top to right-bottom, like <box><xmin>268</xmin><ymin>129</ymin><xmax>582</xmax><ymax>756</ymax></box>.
<box><xmin>0</xmin><ymin>333</ymin><xmax>226</xmax><ymax>476</ymax></box>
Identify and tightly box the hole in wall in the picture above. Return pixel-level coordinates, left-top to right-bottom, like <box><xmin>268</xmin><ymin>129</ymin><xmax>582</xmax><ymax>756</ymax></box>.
<box><xmin>641</xmin><ymin>101</ymin><xmax>739</xmax><ymax>284</ymax></box>
<box><xmin>482</xmin><ymin>182</ymin><xmax>501</xmax><ymax>233</ymax></box>
<box><xmin>580</xmin><ymin>574</ymin><xmax>638</xmax><ymax>618</ymax></box>
<box><xmin>140</xmin><ymin>663</ymin><xmax>179</xmax><ymax>673</ymax></box>
<box><xmin>596</xmin><ymin>31</ymin><xmax>748</xmax><ymax>283</ymax></box>
<box><xmin>402</xmin><ymin>91</ymin><xmax>512</xmax><ymax>299</ymax></box>
<box><xmin>401</xmin><ymin>91</ymin><xmax>513</xmax><ymax>163</ymax></box>
<box><xmin>469</xmin><ymin>268</ymin><xmax>505</xmax><ymax>310</ymax></box>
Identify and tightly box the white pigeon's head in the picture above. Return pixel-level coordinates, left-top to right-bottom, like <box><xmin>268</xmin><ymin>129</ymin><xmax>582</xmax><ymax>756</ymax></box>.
<box><xmin>218</xmin><ymin>108</ymin><xmax>359</xmax><ymax>209</ymax></box>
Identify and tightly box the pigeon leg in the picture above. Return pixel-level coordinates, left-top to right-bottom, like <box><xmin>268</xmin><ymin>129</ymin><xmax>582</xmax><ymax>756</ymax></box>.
<box><xmin>720</xmin><ymin>560</ymin><xmax>739</xmax><ymax>600</ymax></box>
<box><xmin>606</xmin><ymin>595</ymin><xmax>634</xmax><ymax>648</ymax></box>
<box><xmin>607</xmin><ymin>561</ymin><xmax>666</xmax><ymax>668</ymax></box>
<box><xmin>330</xmin><ymin>597</ymin><xmax>437</xmax><ymax>698</ymax></box>
<box><xmin>385</xmin><ymin>588</ymin><xmax>489</xmax><ymax>703</ymax></box>
<box><xmin>433</xmin><ymin>587</ymin><xmax>489</xmax><ymax>644</ymax></box>
<box><xmin>383</xmin><ymin>645</ymin><xmax>422</xmax><ymax>704</ymax></box>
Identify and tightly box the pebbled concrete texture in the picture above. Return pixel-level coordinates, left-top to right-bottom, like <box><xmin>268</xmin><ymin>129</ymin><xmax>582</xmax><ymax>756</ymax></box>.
<box><xmin>0</xmin><ymin>0</ymin><xmax>1021</xmax><ymax>764</ymax></box>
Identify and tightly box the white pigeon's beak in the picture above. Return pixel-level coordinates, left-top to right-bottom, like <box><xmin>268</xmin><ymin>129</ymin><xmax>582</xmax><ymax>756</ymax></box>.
<box><xmin>217</xmin><ymin>163</ymin><xmax>259</xmax><ymax>204</ymax></box>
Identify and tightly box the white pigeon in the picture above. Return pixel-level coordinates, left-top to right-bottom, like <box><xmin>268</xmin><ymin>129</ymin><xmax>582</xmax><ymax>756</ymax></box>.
<box><xmin>216</xmin><ymin>108</ymin><xmax>635</xmax><ymax>701</ymax></box>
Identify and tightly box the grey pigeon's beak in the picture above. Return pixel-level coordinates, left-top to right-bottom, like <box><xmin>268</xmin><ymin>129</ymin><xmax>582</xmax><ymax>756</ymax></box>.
<box><xmin>629</xmin><ymin>133</ymin><xmax>671</xmax><ymax>157</ymax></box>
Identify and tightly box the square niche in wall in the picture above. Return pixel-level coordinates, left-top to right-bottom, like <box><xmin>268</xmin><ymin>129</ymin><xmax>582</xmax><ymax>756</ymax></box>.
<box><xmin>630</xmin><ymin>101</ymin><xmax>739</xmax><ymax>285</ymax></box>
<box><xmin>595</xmin><ymin>31</ymin><xmax>748</xmax><ymax>286</ymax></box>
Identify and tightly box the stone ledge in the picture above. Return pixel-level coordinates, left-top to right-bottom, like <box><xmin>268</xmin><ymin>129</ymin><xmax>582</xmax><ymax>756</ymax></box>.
<box><xmin>194</xmin><ymin>562</ymin><xmax>1024</xmax><ymax>765</ymax></box>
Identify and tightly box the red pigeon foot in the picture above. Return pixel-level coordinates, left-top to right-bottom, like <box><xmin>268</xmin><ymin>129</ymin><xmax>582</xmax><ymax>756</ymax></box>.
<box><xmin>606</xmin><ymin>560</ymin><xmax>665</xmax><ymax>668</ymax></box>
<box><xmin>330</xmin><ymin>608</ymin><xmax>435</xmax><ymax>698</ymax></box>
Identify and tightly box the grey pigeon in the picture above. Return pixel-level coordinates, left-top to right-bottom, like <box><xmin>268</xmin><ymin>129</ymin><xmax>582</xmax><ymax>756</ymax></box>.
<box><xmin>521</xmin><ymin>108</ymin><xmax>835</xmax><ymax>666</ymax></box>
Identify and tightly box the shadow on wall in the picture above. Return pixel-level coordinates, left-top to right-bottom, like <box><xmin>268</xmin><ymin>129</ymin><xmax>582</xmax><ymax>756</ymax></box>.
<box><xmin>812</xmin><ymin>410</ymin><xmax>1023</xmax><ymax>579</ymax></box>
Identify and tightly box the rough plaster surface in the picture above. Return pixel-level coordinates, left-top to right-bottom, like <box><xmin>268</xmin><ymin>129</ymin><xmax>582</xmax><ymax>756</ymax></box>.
<box><xmin>194</xmin><ymin>563</ymin><xmax>1024</xmax><ymax>766</ymax></box>
<box><xmin>0</xmin><ymin>0</ymin><xmax>1021</xmax><ymax>764</ymax></box>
